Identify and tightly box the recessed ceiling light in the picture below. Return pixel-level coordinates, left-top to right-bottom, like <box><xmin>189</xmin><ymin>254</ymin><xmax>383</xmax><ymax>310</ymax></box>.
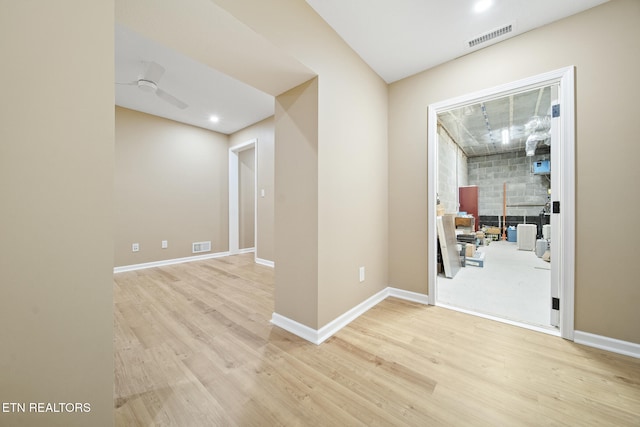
<box><xmin>209</xmin><ymin>115</ymin><xmax>220</xmax><ymax>123</ymax></box>
<box><xmin>474</xmin><ymin>0</ymin><xmax>493</xmax><ymax>13</ymax></box>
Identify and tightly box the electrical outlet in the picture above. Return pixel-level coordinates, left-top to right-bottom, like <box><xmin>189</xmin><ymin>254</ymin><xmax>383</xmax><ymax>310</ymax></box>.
<box><xmin>359</xmin><ymin>266</ymin><xmax>365</xmax><ymax>282</ymax></box>
<box><xmin>132</xmin><ymin>243</ymin><xmax>139</xmax><ymax>252</ymax></box>
<box><xmin>161</xmin><ymin>240</ymin><xmax>168</xmax><ymax>249</ymax></box>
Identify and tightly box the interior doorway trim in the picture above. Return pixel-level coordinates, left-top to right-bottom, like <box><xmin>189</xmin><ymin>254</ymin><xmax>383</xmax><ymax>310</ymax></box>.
<box><xmin>427</xmin><ymin>66</ymin><xmax>575</xmax><ymax>340</ymax></box>
<box><xmin>229</xmin><ymin>138</ymin><xmax>257</xmax><ymax>259</ymax></box>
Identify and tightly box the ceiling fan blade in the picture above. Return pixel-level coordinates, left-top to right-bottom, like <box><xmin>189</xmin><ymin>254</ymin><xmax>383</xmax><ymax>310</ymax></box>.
<box><xmin>144</xmin><ymin>61</ymin><xmax>165</xmax><ymax>83</ymax></box>
<box><xmin>115</xmin><ymin>81</ymin><xmax>138</xmax><ymax>86</ymax></box>
<box><xmin>156</xmin><ymin>88</ymin><xmax>188</xmax><ymax>110</ymax></box>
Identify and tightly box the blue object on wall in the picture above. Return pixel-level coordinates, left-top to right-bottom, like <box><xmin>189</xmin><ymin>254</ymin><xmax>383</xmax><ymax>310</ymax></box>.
<box><xmin>533</xmin><ymin>160</ymin><xmax>550</xmax><ymax>174</ymax></box>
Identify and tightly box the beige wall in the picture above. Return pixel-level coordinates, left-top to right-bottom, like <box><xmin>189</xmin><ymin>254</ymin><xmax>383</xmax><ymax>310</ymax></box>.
<box><xmin>118</xmin><ymin>0</ymin><xmax>388</xmax><ymax>333</ymax></box>
<box><xmin>388</xmin><ymin>0</ymin><xmax>640</xmax><ymax>344</ymax></box>
<box><xmin>114</xmin><ymin>107</ymin><xmax>229</xmax><ymax>266</ymax></box>
<box><xmin>8</xmin><ymin>2</ymin><xmax>637</xmax><ymax>425</ymax></box>
<box><xmin>274</xmin><ymin>78</ymin><xmax>319</xmax><ymax>327</ymax></box>
<box><xmin>0</xmin><ymin>2</ymin><xmax>114</xmax><ymax>426</ymax></box>
<box><xmin>217</xmin><ymin>0</ymin><xmax>389</xmax><ymax>328</ymax></box>
<box><xmin>238</xmin><ymin>147</ymin><xmax>255</xmax><ymax>249</ymax></box>
<box><xmin>230</xmin><ymin>116</ymin><xmax>275</xmax><ymax>262</ymax></box>
<box><xmin>438</xmin><ymin>126</ymin><xmax>468</xmax><ymax>214</ymax></box>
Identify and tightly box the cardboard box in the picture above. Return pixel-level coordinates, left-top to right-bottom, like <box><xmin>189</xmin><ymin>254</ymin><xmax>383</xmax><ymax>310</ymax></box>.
<box><xmin>486</xmin><ymin>227</ymin><xmax>500</xmax><ymax>235</ymax></box>
<box><xmin>455</xmin><ymin>217</ymin><xmax>473</xmax><ymax>228</ymax></box>
<box><xmin>465</xmin><ymin>244</ymin><xmax>475</xmax><ymax>258</ymax></box>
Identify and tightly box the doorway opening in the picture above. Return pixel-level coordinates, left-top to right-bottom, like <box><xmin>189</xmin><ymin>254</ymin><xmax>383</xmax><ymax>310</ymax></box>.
<box><xmin>229</xmin><ymin>139</ymin><xmax>257</xmax><ymax>259</ymax></box>
<box><xmin>427</xmin><ymin>67</ymin><xmax>575</xmax><ymax>340</ymax></box>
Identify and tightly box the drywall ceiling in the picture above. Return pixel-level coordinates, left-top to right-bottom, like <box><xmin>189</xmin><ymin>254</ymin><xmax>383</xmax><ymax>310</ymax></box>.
<box><xmin>115</xmin><ymin>0</ymin><xmax>608</xmax><ymax>135</ymax></box>
<box><xmin>305</xmin><ymin>0</ymin><xmax>609</xmax><ymax>83</ymax></box>
<box><xmin>115</xmin><ymin>24</ymin><xmax>275</xmax><ymax>135</ymax></box>
<box><xmin>438</xmin><ymin>85</ymin><xmax>552</xmax><ymax>158</ymax></box>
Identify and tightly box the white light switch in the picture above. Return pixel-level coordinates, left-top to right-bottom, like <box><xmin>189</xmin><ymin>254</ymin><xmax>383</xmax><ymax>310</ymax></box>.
<box><xmin>162</xmin><ymin>240</ymin><xmax>168</xmax><ymax>249</ymax></box>
<box><xmin>359</xmin><ymin>266</ymin><xmax>365</xmax><ymax>282</ymax></box>
<box><xmin>261</xmin><ymin>189</ymin><xmax>265</xmax><ymax>198</ymax></box>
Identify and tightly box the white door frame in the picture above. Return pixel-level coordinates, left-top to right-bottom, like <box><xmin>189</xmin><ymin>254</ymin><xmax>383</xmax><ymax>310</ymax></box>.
<box><xmin>427</xmin><ymin>67</ymin><xmax>575</xmax><ymax>340</ymax></box>
<box><xmin>229</xmin><ymin>138</ymin><xmax>257</xmax><ymax>258</ymax></box>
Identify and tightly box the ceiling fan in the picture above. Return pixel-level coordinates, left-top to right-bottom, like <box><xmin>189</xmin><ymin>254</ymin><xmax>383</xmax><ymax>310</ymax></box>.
<box><xmin>117</xmin><ymin>61</ymin><xmax>188</xmax><ymax>110</ymax></box>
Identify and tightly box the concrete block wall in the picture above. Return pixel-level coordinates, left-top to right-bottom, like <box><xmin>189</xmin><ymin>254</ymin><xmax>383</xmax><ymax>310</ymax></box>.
<box><xmin>468</xmin><ymin>150</ymin><xmax>550</xmax><ymax>218</ymax></box>
<box><xmin>437</xmin><ymin>127</ymin><xmax>467</xmax><ymax>214</ymax></box>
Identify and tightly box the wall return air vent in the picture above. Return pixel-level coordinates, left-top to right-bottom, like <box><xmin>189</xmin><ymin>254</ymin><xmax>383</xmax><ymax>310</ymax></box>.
<box><xmin>192</xmin><ymin>241</ymin><xmax>211</xmax><ymax>254</ymax></box>
<box><xmin>468</xmin><ymin>23</ymin><xmax>513</xmax><ymax>48</ymax></box>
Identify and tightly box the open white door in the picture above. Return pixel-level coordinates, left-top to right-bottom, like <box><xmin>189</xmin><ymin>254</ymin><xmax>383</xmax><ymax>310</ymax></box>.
<box><xmin>549</xmin><ymin>84</ymin><xmax>560</xmax><ymax>327</ymax></box>
<box><xmin>229</xmin><ymin>139</ymin><xmax>257</xmax><ymax>257</ymax></box>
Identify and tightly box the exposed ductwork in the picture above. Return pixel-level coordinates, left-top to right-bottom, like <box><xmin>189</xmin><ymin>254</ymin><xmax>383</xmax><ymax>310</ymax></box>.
<box><xmin>524</xmin><ymin>115</ymin><xmax>551</xmax><ymax>156</ymax></box>
<box><xmin>437</xmin><ymin>85</ymin><xmax>553</xmax><ymax>158</ymax></box>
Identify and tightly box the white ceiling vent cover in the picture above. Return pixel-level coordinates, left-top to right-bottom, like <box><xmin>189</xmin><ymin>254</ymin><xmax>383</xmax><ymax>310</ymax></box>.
<box><xmin>192</xmin><ymin>241</ymin><xmax>212</xmax><ymax>253</ymax></box>
<box><xmin>468</xmin><ymin>23</ymin><xmax>513</xmax><ymax>48</ymax></box>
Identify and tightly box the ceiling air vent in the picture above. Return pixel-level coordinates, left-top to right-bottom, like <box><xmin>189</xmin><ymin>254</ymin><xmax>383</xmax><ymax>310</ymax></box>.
<box><xmin>468</xmin><ymin>24</ymin><xmax>513</xmax><ymax>48</ymax></box>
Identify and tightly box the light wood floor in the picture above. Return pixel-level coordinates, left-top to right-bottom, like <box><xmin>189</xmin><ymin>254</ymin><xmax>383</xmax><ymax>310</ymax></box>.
<box><xmin>114</xmin><ymin>253</ymin><xmax>640</xmax><ymax>426</ymax></box>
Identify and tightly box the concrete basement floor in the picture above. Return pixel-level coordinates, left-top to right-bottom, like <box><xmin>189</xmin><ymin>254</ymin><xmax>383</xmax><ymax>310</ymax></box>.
<box><xmin>436</xmin><ymin>240</ymin><xmax>554</xmax><ymax>331</ymax></box>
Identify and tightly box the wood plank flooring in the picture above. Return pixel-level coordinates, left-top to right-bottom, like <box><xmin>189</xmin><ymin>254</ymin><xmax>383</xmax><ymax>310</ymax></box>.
<box><xmin>114</xmin><ymin>254</ymin><xmax>640</xmax><ymax>426</ymax></box>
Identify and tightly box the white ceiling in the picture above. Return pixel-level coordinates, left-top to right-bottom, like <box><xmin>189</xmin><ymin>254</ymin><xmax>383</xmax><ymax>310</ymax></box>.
<box><xmin>306</xmin><ymin>0</ymin><xmax>608</xmax><ymax>83</ymax></box>
<box><xmin>114</xmin><ymin>0</ymin><xmax>608</xmax><ymax>134</ymax></box>
<box><xmin>115</xmin><ymin>24</ymin><xmax>274</xmax><ymax>135</ymax></box>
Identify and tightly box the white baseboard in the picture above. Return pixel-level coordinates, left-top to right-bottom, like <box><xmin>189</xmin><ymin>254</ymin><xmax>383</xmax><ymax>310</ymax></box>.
<box><xmin>114</xmin><ymin>258</ymin><xmax>640</xmax><ymax>360</ymax></box>
<box><xmin>315</xmin><ymin>287</ymin><xmax>391</xmax><ymax>344</ymax></box>
<box><xmin>270</xmin><ymin>313</ymin><xmax>322</xmax><ymax>344</ymax></box>
<box><xmin>271</xmin><ymin>286</ymin><xmax>428</xmax><ymax>345</ymax></box>
<box><xmin>574</xmin><ymin>331</ymin><xmax>640</xmax><ymax>359</ymax></box>
<box><xmin>114</xmin><ymin>251</ymin><xmax>230</xmax><ymax>273</ymax></box>
<box><xmin>237</xmin><ymin>247</ymin><xmax>255</xmax><ymax>254</ymax></box>
<box><xmin>270</xmin><ymin>287</ymin><xmax>640</xmax><ymax>360</ymax></box>
<box><xmin>255</xmin><ymin>258</ymin><xmax>275</xmax><ymax>268</ymax></box>
<box><xmin>388</xmin><ymin>287</ymin><xmax>430</xmax><ymax>305</ymax></box>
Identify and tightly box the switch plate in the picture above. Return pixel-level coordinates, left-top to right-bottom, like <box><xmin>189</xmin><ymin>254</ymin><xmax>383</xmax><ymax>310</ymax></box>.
<box><xmin>132</xmin><ymin>243</ymin><xmax>139</xmax><ymax>252</ymax></box>
<box><xmin>261</xmin><ymin>189</ymin><xmax>265</xmax><ymax>198</ymax></box>
<box><xmin>161</xmin><ymin>240</ymin><xmax>168</xmax><ymax>249</ymax></box>
<box><xmin>359</xmin><ymin>266</ymin><xmax>365</xmax><ymax>282</ymax></box>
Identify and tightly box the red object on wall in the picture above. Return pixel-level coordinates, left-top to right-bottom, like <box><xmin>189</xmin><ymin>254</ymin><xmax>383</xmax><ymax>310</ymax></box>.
<box><xmin>459</xmin><ymin>186</ymin><xmax>479</xmax><ymax>232</ymax></box>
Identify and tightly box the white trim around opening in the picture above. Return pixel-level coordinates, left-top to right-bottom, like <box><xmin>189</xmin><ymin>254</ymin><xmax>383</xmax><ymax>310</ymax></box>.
<box><xmin>229</xmin><ymin>139</ymin><xmax>258</xmax><ymax>260</ymax></box>
<box><xmin>427</xmin><ymin>66</ymin><xmax>576</xmax><ymax>341</ymax></box>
